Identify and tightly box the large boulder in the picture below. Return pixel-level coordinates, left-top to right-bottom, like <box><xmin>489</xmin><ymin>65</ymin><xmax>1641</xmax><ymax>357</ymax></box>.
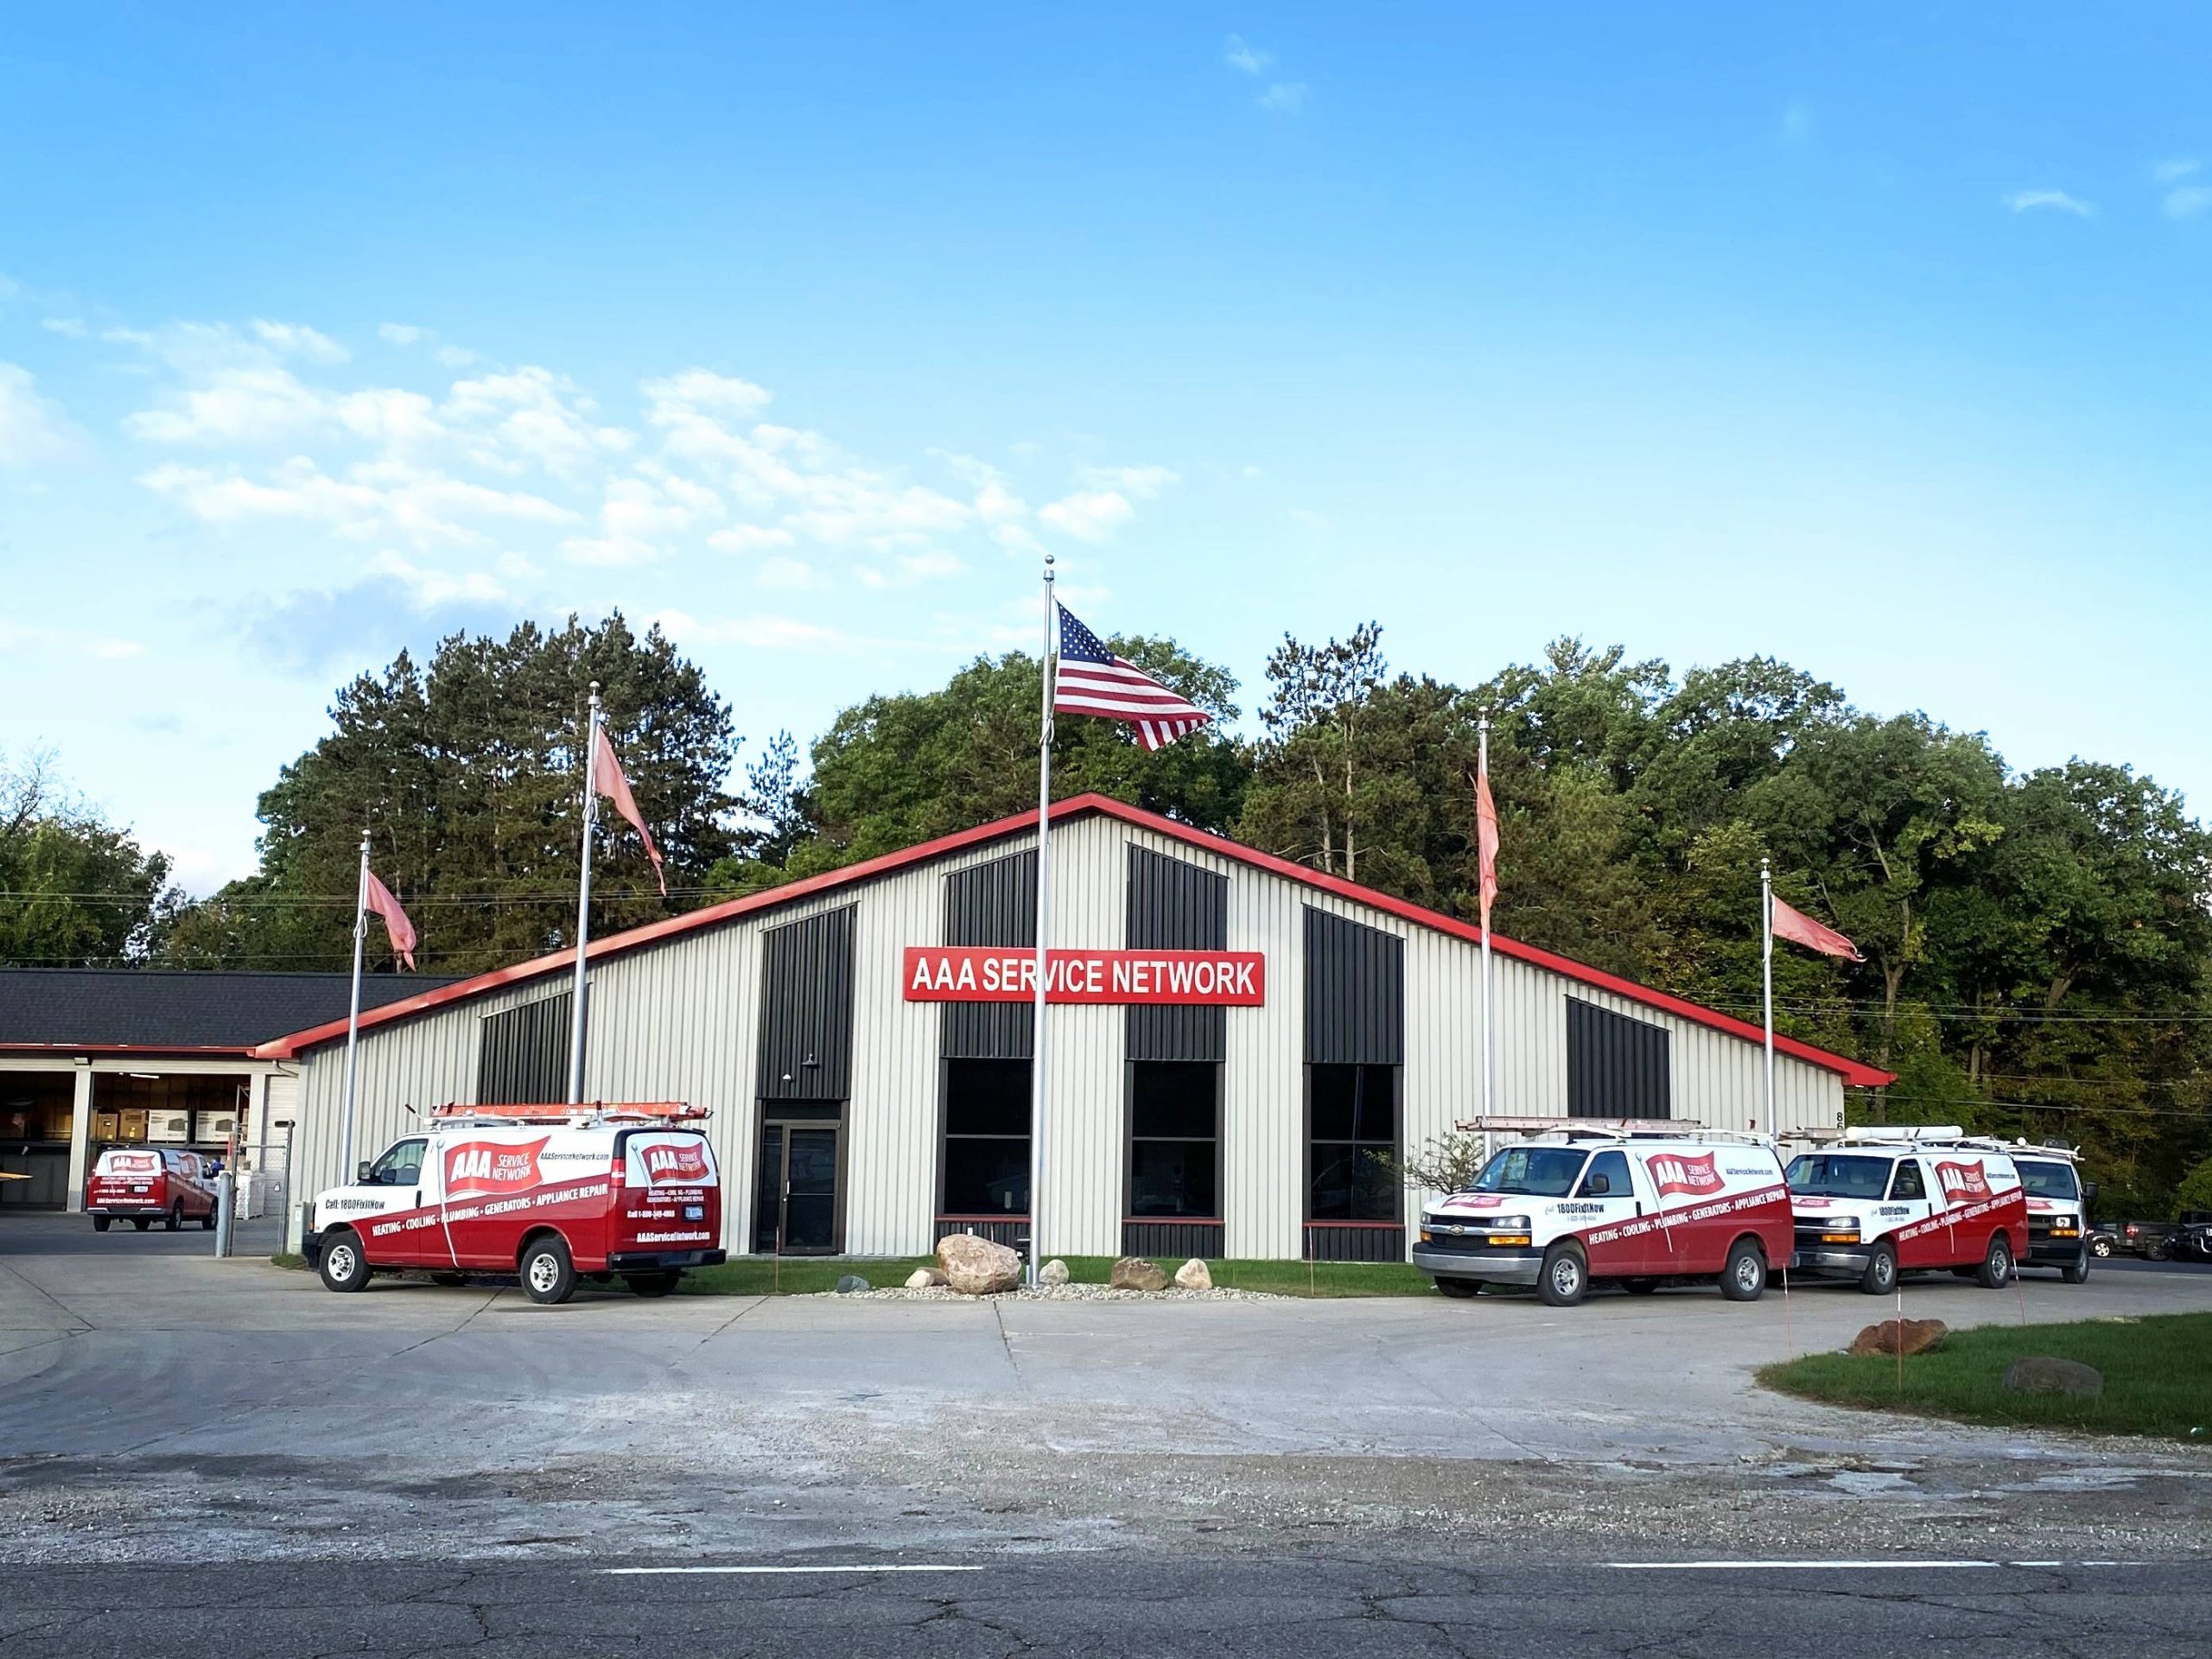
<box><xmin>1848</xmin><ymin>1318</ymin><xmax>1948</xmax><ymax>1357</ymax></box>
<box><xmin>1173</xmin><ymin>1258</ymin><xmax>1213</xmax><ymax>1291</ymax></box>
<box><xmin>1040</xmin><ymin>1258</ymin><xmax>1071</xmax><ymax>1287</ymax></box>
<box><xmin>936</xmin><ymin>1233</ymin><xmax>1022</xmax><ymax>1296</ymax></box>
<box><xmin>2003</xmin><ymin>1356</ymin><xmax>2104</xmax><ymax>1397</ymax></box>
<box><xmin>1110</xmin><ymin>1255</ymin><xmax>1170</xmax><ymax>1292</ymax></box>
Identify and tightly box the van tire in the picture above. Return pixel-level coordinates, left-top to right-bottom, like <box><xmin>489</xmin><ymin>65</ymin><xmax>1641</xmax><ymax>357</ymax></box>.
<box><xmin>1432</xmin><ymin>1277</ymin><xmax>1479</xmax><ymax>1300</ymax></box>
<box><xmin>626</xmin><ymin>1271</ymin><xmax>682</xmax><ymax>1298</ymax></box>
<box><xmin>2061</xmin><ymin>1248</ymin><xmax>2089</xmax><ymax>1285</ymax></box>
<box><xmin>92</xmin><ymin>1215</ymin><xmax>111</xmax><ymax>1233</ymax></box>
<box><xmin>318</xmin><ymin>1230</ymin><xmax>372</xmax><ymax>1294</ymax></box>
<box><xmin>1537</xmin><ymin>1242</ymin><xmax>1588</xmax><ymax>1307</ymax></box>
<box><xmin>1859</xmin><ymin>1242</ymin><xmax>1897</xmax><ymax>1296</ymax></box>
<box><xmin>1976</xmin><ymin>1232</ymin><xmax>2015</xmax><ymax>1289</ymax></box>
<box><xmin>520</xmin><ymin>1236</ymin><xmax>577</xmax><ymax>1306</ymax></box>
<box><xmin>164</xmin><ymin>1202</ymin><xmax>181</xmax><ymax>1232</ymax></box>
<box><xmin>1719</xmin><ymin>1238</ymin><xmax>1767</xmax><ymax>1301</ymax></box>
<box><xmin>131</xmin><ymin>1217</ymin><xmax>150</xmax><ymax>1231</ymax></box>
<box><xmin>200</xmin><ymin>1205</ymin><xmax>216</xmax><ymax>1230</ymax></box>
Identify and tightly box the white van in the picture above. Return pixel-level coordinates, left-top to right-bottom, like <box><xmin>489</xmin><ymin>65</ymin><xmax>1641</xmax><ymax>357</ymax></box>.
<box><xmin>1414</xmin><ymin>1129</ymin><xmax>1795</xmax><ymax>1306</ymax></box>
<box><xmin>1784</xmin><ymin>1127</ymin><xmax>2029</xmax><ymax>1294</ymax></box>
<box><xmin>304</xmin><ymin>1102</ymin><xmax>726</xmax><ymax>1304</ymax></box>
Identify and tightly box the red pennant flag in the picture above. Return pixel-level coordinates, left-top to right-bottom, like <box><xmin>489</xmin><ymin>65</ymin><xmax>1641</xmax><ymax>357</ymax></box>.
<box><xmin>364</xmin><ymin>870</ymin><xmax>417</xmax><ymax>971</ymax></box>
<box><xmin>593</xmin><ymin>725</ymin><xmax>667</xmax><ymax>896</ymax></box>
<box><xmin>1474</xmin><ymin>762</ymin><xmax>1500</xmax><ymax>935</ymax></box>
<box><xmin>1772</xmin><ymin>893</ymin><xmax>1863</xmax><ymax>962</ymax></box>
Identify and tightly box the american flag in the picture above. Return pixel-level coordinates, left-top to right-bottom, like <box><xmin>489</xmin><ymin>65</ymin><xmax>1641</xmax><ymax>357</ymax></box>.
<box><xmin>1053</xmin><ymin>602</ymin><xmax>1213</xmax><ymax>751</ymax></box>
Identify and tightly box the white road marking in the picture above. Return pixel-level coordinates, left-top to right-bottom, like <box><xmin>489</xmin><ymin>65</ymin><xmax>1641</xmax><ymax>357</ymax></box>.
<box><xmin>604</xmin><ymin>1564</ymin><xmax>987</xmax><ymax>1576</ymax></box>
<box><xmin>1609</xmin><ymin>1560</ymin><xmax>2148</xmax><ymax>1571</ymax></box>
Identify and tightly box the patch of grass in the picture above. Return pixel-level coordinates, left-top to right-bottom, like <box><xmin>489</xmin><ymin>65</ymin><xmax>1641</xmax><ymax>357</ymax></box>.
<box><xmin>269</xmin><ymin>1251</ymin><xmax>306</xmax><ymax>1270</ymax></box>
<box><xmin>1758</xmin><ymin>1312</ymin><xmax>2212</xmax><ymax>1442</ymax></box>
<box><xmin>678</xmin><ymin>1252</ymin><xmax>1438</xmax><ymax>1298</ymax></box>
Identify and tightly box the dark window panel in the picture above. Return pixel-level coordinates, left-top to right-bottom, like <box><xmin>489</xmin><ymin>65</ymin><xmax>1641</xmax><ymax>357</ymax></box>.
<box><xmin>476</xmin><ymin>993</ymin><xmax>571</xmax><ymax>1104</ymax></box>
<box><xmin>1309</xmin><ymin>1063</ymin><xmax>1359</xmax><ymax>1141</ymax></box>
<box><xmin>1129</xmin><ymin>1061</ymin><xmax>1217</xmax><ymax>1139</ymax></box>
<box><xmin>1130</xmin><ymin>1141</ymin><xmax>1218</xmax><ymax>1218</ymax></box>
<box><xmin>1565</xmin><ymin>998</ymin><xmax>1671</xmax><ymax>1120</ymax></box>
<box><xmin>944</xmin><ymin>1058</ymin><xmax>1031</xmax><ymax>1137</ymax></box>
<box><xmin>943</xmin><ymin>1137</ymin><xmax>1031</xmax><ymax>1216</ymax></box>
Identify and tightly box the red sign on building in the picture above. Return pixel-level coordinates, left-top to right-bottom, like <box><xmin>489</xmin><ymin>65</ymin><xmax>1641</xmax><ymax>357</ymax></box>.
<box><xmin>901</xmin><ymin>946</ymin><xmax>1266</xmax><ymax>1006</ymax></box>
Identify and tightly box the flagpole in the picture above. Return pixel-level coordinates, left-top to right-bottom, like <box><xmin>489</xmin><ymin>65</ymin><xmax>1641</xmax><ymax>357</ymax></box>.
<box><xmin>1027</xmin><ymin>554</ymin><xmax>1056</xmax><ymax>1288</ymax></box>
<box><xmin>1760</xmin><ymin>856</ymin><xmax>1776</xmax><ymax>1132</ymax></box>
<box><xmin>339</xmin><ymin>830</ymin><xmax>369</xmax><ymax>1181</ymax></box>
<box><xmin>1478</xmin><ymin>716</ymin><xmax>1494</xmax><ymax>1122</ymax></box>
<box><xmin>566</xmin><ymin>683</ymin><xmax>601</xmax><ymax>1106</ymax></box>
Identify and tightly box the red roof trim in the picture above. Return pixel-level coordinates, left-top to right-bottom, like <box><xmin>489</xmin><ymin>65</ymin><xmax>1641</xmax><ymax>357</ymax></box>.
<box><xmin>252</xmin><ymin>794</ymin><xmax>1893</xmax><ymax>1086</ymax></box>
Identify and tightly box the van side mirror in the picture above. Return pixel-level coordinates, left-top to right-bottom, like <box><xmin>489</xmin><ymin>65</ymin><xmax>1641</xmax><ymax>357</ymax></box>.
<box><xmin>1586</xmin><ymin>1173</ymin><xmax>1611</xmax><ymax>1195</ymax></box>
<box><xmin>357</xmin><ymin>1160</ymin><xmax>373</xmax><ymax>1184</ymax></box>
<box><xmin>2082</xmin><ymin>1180</ymin><xmax>2100</xmax><ymax>1208</ymax></box>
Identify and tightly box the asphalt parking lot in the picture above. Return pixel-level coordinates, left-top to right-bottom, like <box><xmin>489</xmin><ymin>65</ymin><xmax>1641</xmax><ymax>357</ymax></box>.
<box><xmin>4</xmin><ymin>1212</ymin><xmax>2211</xmax><ymax>1652</ymax></box>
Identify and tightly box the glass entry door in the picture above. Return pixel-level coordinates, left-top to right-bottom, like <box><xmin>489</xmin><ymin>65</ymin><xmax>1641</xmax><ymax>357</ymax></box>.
<box><xmin>753</xmin><ymin>1121</ymin><xmax>840</xmax><ymax>1254</ymax></box>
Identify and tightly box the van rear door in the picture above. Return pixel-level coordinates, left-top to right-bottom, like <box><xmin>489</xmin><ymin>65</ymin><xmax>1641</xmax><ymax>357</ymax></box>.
<box><xmin>613</xmin><ymin>1129</ymin><xmax>721</xmax><ymax>1260</ymax></box>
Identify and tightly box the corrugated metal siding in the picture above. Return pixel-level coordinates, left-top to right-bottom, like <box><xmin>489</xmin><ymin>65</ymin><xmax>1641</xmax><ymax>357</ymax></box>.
<box><xmin>474</xmin><ymin>993</ymin><xmax>572</xmax><ymax>1103</ymax></box>
<box><xmin>942</xmin><ymin>851</ymin><xmax>1036</xmax><ymax>1060</ymax></box>
<box><xmin>286</xmin><ymin>809</ymin><xmax>1854</xmax><ymax>1263</ymax></box>
<box><xmin>1125</xmin><ymin>846</ymin><xmax>1228</xmax><ymax>1063</ymax></box>
<box><xmin>1122</xmin><ymin>1220</ymin><xmax>1225</xmax><ymax>1259</ymax></box>
<box><xmin>1303</xmin><ymin>908</ymin><xmax>1405</xmax><ymax>1065</ymax></box>
<box><xmin>1566</xmin><ymin>996</ymin><xmax>1671</xmax><ymax>1119</ymax></box>
<box><xmin>755</xmin><ymin>908</ymin><xmax>855</xmax><ymax>1101</ymax></box>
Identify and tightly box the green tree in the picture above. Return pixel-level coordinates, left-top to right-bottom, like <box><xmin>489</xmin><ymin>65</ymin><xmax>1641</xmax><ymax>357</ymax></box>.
<box><xmin>0</xmin><ymin>751</ymin><xmax>184</xmax><ymax>966</ymax></box>
<box><xmin>798</xmin><ymin>636</ymin><xmax>1247</xmax><ymax>873</ymax></box>
<box><xmin>164</xmin><ymin>614</ymin><xmax>740</xmax><ymax>974</ymax></box>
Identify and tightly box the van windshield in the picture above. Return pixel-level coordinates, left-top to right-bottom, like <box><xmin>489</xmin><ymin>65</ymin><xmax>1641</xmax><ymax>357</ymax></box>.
<box><xmin>2015</xmin><ymin>1159</ymin><xmax>2080</xmax><ymax>1201</ymax></box>
<box><xmin>1784</xmin><ymin>1154</ymin><xmax>1894</xmax><ymax>1199</ymax></box>
<box><xmin>1466</xmin><ymin>1147</ymin><xmax>1590</xmax><ymax>1198</ymax></box>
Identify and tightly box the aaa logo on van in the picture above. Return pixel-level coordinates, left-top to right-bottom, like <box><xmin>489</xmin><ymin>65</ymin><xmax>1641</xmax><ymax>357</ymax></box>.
<box><xmin>641</xmin><ymin>1141</ymin><xmax>709</xmax><ymax>1185</ymax></box>
<box><xmin>445</xmin><ymin>1137</ymin><xmax>550</xmax><ymax>1198</ymax></box>
<box><xmin>1936</xmin><ymin>1160</ymin><xmax>1992</xmax><ymax>1204</ymax></box>
<box><xmin>1644</xmin><ymin>1152</ymin><xmax>1724</xmax><ymax>1198</ymax></box>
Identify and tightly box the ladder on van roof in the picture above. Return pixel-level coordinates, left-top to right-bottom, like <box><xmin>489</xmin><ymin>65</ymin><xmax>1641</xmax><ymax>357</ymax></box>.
<box><xmin>1787</xmin><ymin>1124</ymin><xmax>2080</xmax><ymax>1160</ymax></box>
<box><xmin>427</xmin><ymin>1101</ymin><xmax>710</xmax><ymax>1128</ymax></box>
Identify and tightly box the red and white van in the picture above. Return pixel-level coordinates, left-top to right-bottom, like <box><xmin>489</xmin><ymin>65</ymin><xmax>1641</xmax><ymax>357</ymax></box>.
<box><xmin>86</xmin><ymin>1147</ymin><xmax>217</xmax><ymax>1232</ymax></box>
<box><xmin>1414</xmin><ymin>1130</ymin><xmax>1795</xmax><ymax>1306</ymax></box>
<box><xmin>1783</xmin><ymin>1127</ymin><xmax>2028</xmax><ymax>1294</ymax></box>
<box><xmin>303</xmin><ymin>1103</ymin><xmax>726</xmax><ymax>1304</ymax></box>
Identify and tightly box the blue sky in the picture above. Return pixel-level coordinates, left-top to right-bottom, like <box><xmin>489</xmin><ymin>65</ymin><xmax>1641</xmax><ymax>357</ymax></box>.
<box><xmin>3</xmin><ymin>3</ymin><xmax>2207</xmax><ymax>893</ymax></box>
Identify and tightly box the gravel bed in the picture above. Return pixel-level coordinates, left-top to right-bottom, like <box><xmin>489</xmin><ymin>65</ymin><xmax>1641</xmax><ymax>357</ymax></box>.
<box><xmin>811</xmin><ymin>1282</ymin><xmax>1285</xmax><ymax>1303</ymax></box>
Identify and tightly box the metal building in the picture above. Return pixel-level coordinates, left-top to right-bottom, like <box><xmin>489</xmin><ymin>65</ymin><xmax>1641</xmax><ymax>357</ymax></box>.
<box><xmin>255</xmin><ymin>795</ymin><xmax>1891</xmax><ymax>1262</ymax></box>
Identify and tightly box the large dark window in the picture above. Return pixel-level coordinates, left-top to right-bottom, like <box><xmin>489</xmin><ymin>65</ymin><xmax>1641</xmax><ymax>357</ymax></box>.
<box><xmin>1307</xmin><ymin>1062</ymin><xmax>1399</xmax><ymax>1221</ymax></box>
<box><xmin>1565</xmin><ymin>998</ymin><xmax>1671</xmax><ymax>1119</ymax></box>
<box><xmin>1128</xmin><ymin>1061</ymin><xmax>1219</xmax><ymax>1218</ymax></box>
<box><xmin>476</xmin><ymin>993</ymin><xmax>571</xmax><ymax>1104</ymax></box>
<box><xmin>941</xmin><ymin>1058</ymin><xmax>1031</xmax><ymax>1216</ymax></box>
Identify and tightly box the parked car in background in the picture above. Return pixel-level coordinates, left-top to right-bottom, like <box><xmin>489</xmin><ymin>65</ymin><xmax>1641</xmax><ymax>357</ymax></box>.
<box><xmin>2114</xmin><ymin>1218</ymin><xmax>2179</xmax><ymax>1260</ymax></box>
<box><xmin>85</xmin><ymin>1147</ymin><xmax>217</xmax><ymax>1232</ymax></box>
<box><xmin>2170</xmin><ymin>1215</ymin><xmax>2212</xmax><ymax>1265</ymax></box>
<box><xmin>2087</xmin><ymin>1224</ymin><xmax>2119</xmax><ymax>1258</ymax></box>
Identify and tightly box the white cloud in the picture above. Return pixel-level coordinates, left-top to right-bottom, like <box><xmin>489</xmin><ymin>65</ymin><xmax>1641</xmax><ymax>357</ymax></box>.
<box><xmin>1077</xmin><ymin>462</ymin><xmax>1179</xmax><ymax>499</ymax></box>
<box><xmin>1258</xmin><ymin>82</ymin><xmax>1307</xmax><ymax>114</ymax></box>
<box><xmin>2006</xmin><ymin>188</ymin><xmax>2094</xmax><ymax>217</ymax></box>
<box><xmin>753</xmin><ymin>554</ymin><xmax>818</xmax><ymax>590</ymax></box>
<box><xmin>251</xmin><ymin>319</ymin><xmax>349</xmax><ymax>362</ymax></box>
<box><xmin>561</xmin><ymin>468</ymin><xmax>722</xmax><ymax>565</ymax></box>
<box><xmin>709</xmin><ymin>523</ymin><xmax>798</xmax><ymax>552</ymax></box>
<box><xmin>141</xmin><ymin>455</ymin><xmax>577</xmax><ymax>548</ymax></box>
<box><xmin>1224</xmin><ymin>35</ymin><xmax>1273</xmax><ymax>75</ymax></box>
<box><xmin>857</xmin><ymin>549</ymin><xmax>967</xmax><ymax>589</ymax></box>
<box><xmin>126</xmin><ymin>364</ymin><xmax>334</xmax><ymax>444</ymax></box>
<box><xmin>0</xmin><ymin>363</ymin><xmax>86</xmax><ymax>467</ymax></box>
<box><xmin>41</xmin><ymin>316</ymin><xmax>88</xmax><ymax>338</ymax></box>
<box><xmin>646</xmin><ymin>607</ymin><xmax>859</xmax><ymax>651</ymax></box>
<box><xmin>443</xmin><ymin>365</ymin><xmax>632</xmax><ymax>476</ymax></box>
<box><xmin>378</xmin><ymin>322</ymin><xmax>427</xmax><ymax>346</ymax></box>
<box><xmin>0</xmin><ymin>618</ymin><xmax>142</xmax><ymax>658</ymax></box>
<box><xmin>1038</xmin><ymin>488</ymin><xmax>1136</xmax><ymax>543</ymax></box>
<box><xmin>2153</xmin><ymin>159</ymin><xmax>2200</xmax><ymax>184</ymax></box>
<box><xmin>2164</xmin><ymin>185</ymin><xmax>2211</xmax><ymax>219</ymax></box>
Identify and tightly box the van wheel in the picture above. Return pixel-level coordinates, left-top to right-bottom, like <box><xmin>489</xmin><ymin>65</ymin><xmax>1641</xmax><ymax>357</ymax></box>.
<box><xmin>1432</xmin><ymin>1276</ymin><xmax>1479</xmax><ymax>1300</ymax></box>
<box><xmin>626</xmin><ymin>1271</ymin><xmax>682</xmax><ymax>1298</ymax></box>
<box><xmin>1537</xmin><ymin>1243</ymin><xmax>1588</xmax><ymax>1307</ymax></box>
<box><xmin>1976</xmin><ymin>1233</ymin><xmax>2015</xmax><ymax>1289</ymax></box>
<box><xmin>164</xmin><ymin>1202</ymin><xmax>181</xmax><ymax>1232</ymax></box>
<box><xmin>92</xmin><ymin>1215</ymin><xmax>111</xmax><ymax>1233</ymax></box>
<box><xmin>131</xmin><ymin>1217</ymin><xmax>150</xmax><ymax>1231</ymax></box>
<box><xmin>520</xmin><ymin>1236</ymin><xmax>577</xmax><ymax>1306</ymax></box>
<box><xmin>317</xmin><ymin>1230</ymin><xmax>372</xmax><ymax>1294</ymax></box>
<box><xmin>2061</xmin><ymin>1248</ymin><xmax>2089</xmax><ymax>1286</ymax></box>
<box><xmin>1720</xmin><ymin>1239</ymin><xmax>1767</xmax><ymax>1302</ymax></box>
<box><xmin>200</xmin><ymin>1205</ymin><xmax>216</xmax><ymax>1230</ymax></box>
<box><xmin>1859</xmin><ymin>1243</ymin><xmax>1897</xmax><ymax>1296</ymax></box>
